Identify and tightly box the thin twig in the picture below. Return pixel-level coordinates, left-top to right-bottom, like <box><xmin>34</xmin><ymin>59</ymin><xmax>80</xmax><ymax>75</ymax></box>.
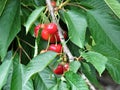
<box><xmin>66</xmin><ymin>3</ymin><xmax>88</xmax><ymax>11</ymax></box>
<box><xmin>20</xmin><ymin>38</ymin><xmax>35</xmax><ymax>48</ymax></box>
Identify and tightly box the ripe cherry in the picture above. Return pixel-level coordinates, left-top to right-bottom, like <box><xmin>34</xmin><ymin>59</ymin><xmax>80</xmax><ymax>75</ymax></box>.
<box><xmin>53</xmin><ymin>64</ymin><xmax>64</xmax><ymax>75</ymax></box>
<box><xmin>51</xmin><ymin>1</ymin><xmax>56</xmax><ymax>7</ymax></box>
<box><xmin>41</xmin><ymin>29</ymin><xmax>50</xmax><ymax>41</ymax></box>
<box><xmin>48</xmin><ymin>44</ymin><xmax>62</xmax><ymax>53</ymax></box>
<box><xmin>63</xmin><ymin>63</ymin><xmax>69</xmax><ymax>72</ymax></box>
<box><xmin>45</xmin><ymin>23</ymin><xmax>57</xmax><ymax>34</ymax></box>
<box><xmin>34</xmin><ymin>24</ymin><xmax>46</xmax><ymax>37</ymax></box>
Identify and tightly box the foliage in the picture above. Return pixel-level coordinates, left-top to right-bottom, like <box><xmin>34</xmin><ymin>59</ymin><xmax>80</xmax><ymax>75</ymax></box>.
<box><xmin>0</xmin><ymin>0</ymin><xmax>120</xmax><ymax>90</ymax></box>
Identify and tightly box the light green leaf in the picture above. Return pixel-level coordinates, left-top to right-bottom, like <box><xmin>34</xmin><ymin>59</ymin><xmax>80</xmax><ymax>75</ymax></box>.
<box><xmin>0</xmin><ymin>0</ymin><xmax>8</xmax><ymax>16</ymax></box>
<box><xmin>104</xmin><ymin>0</ymin><xmax>120</xmax><ymax>19</ymax></box>
<box><xmin>0</xmin><ymin>60</ymin><xmax>12</xmax><ymax>89</ymax></box>
<box><xmin>49</xmin><ymin>85</ymin><xmax>58</xmax><ymax>90</ymax></box>
<box><xmin>23</xmin><ymin>79</ymin><xmax>34</xmax><ymax>90</ymax></box>
<box><xmin>58</xmin><ymin>81</ymin><xmax>69</xmax><ymax>90</ymax></box>
<box><xmin>0</xmin><ymin>0</ymin><xmax>20</xmax><ymax>59</ymax></box>
<box><xmin>25</xmin><ymin>6</ymin><xmax>45</xmax><ymax>34</ymax></box>
<box><xmin>70</xmin><ymin>61</ymin><xmax>81</xmax><ymax>73</ymax></box>
<box><xmin>87</xmin><ymin>10</ymin><xmax>120</xmax><ymax>59</ymax></box>
<box><xmin>23</xmin><ymin>51</ymin><xmax>57</xmax><ymax>87</ymax></box>
<box><xmin>106</xmin><ymin>57</ymin><xmax>120</xmax><ymax>84</ymax></box>
<box><xmin>63</xmin><ymin>9</ymin><xmax>87</xmax><ymax>48</ymax></box>
<box><xmin>65</xmin><ymin>71</ymin><xmax>89</xmax><ymax>90</ymax></box>
<box><xmin>81</xmin><ymin>51</ymin><xmax>108</xmax><ymax>76</ymax></box>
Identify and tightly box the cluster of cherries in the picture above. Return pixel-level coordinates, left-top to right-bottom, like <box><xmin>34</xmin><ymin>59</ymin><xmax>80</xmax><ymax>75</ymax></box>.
<box><xmin>34</xmin><ymin>22</ymin><xmax>69</xmax><ymax>75</ymax></box>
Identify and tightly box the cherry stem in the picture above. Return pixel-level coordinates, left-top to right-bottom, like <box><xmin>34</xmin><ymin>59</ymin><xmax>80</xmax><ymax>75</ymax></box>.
<box><xmin>46</xmin><ymin>0</ymin><xmax>96</xmax><ymax>90</ymax></box>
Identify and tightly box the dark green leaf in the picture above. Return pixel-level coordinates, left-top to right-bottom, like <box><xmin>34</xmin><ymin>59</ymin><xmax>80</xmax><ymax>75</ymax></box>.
<box><xmin>34</xmin><ymin>67</ymin><xmax>57</xmax><ymax>90</ymax></box>
<box><xmin>81</xmin><ymin>62</ymin><xmax>101</xmax><ymax>87</ymax></box>
<box><xmin>65</xmin><ymin>71</ymin><xmax>89</xmax><ymax>90</ymax></box>
<box><xmin>10</xmin><ymin>55</ymin><xmax>22</xmax><ymax>90</ymax></box>
<box><xmin>25</xmin><ymin>6</ymin><xmax>45</xmax><ymax>33</ymax></box>
<box><xmin>104</xmin><ymin>0</ymin><xmax>120</xmax><ymax>19</ymax></box>
<box><xmin>23</xmin><ymin>51</ymin><xmax>57</xmax><ymax>87</ymax></box>
<box><xmin>106</xmin><ymin>57</ymin><xmax>120</xmax><ymax>84</ymax></box>
<box><xmin>34</xmin><ymin>74</ymin><xmax>48</xmax><ymax>90</ymax></box>
<box><xmin>70</xmin><ymin>61</ymin><xmax>81</xmax><ymax>73</ymax></box>
<box><xmin>81</xmin><ymin>51</ymin><xmax>107</xmax><ymax>76</ymax></box>
<box><xmin>0</xmin><ymin>60</ymin><xmax>12</xmax><ymax>89</ymax></box>
<box><xmin>0</xmin><ymin>0</ymin><xmax>7</xmax><ymax>16</ymax></box>
<box><xmin>63</xmin><ymin>9</ymin><xmax>87</xmax><ymax>48</ymax></box>
<box><xmin>38</xmin><ymin>67</ymin><xmax>57</xmax><ymax>88</ymax></box>
<box><xmin>0</xmin><ymin>0</ymin><xmax>20</xmax><ymax>59</ymax></box>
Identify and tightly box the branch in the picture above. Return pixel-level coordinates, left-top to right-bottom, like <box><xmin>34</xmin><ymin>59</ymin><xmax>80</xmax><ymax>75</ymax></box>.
<box><xmin>81</xmin><ymin>73</ymin><xmax>96</xmax><ymax>90</ymax></box>
<box><xmin>46</xmin><ymin>0</ymin><xmax>74</xmax><ymax>61</ymax></box>
<box><xmin>46</xmin><ymin>0</ymin><xmax>96</xmax><ymax>90</ymax></box>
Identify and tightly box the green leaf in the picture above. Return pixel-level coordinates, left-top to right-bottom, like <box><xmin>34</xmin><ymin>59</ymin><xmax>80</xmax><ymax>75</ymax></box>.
<box><xmin>65</xmin><ymin>71</ymin><xmax>89</xmax><ymax>90</ymax></box>
<box><xmin>58</xmin><ymin>81</ymin><xmax>69</xmax><ymax>90</ymax></box>
<box><xmin>70</xmin><ymin>61</ymin><xmax>81</xmax><ymax>73</ymax></box>
<box><xmin>10</xmin><ymin>55</ymin><xmax>22</xmax><ymax>90</ymax></box>
<box><xmin>25</xmin><ymin>6</ymin><xmax>45</xmax><ymax>34</ymax></box>
<box><xmin>106</xmin><ymin>57</ymin><xmax>120</xmax><ymax>84</ymax></box>
<box><xmin>81</xmin><ymin>51</ymin><xmax>108</xmax><ymax>76</ymax></box>
<box><xmin>38</xmin><ymin>67</ymin><xmax>57</xmax><ymax>88</ymax></box>
<box><xmin>23</xmin><ymin>51</ymin><xmax>57</xmax><ymax>87</ymax></box>
<box><xmin>87</xmin><ymin>10</ymin><xmax>120</xmax><ymax>59</ymax></box>
<box><xmin>23</xmin><ymin>79</ymin><xmax>34</xmax><ymax>90</ymax></box>
<box><xmin>0</xmin><ymin>0</ymin><xmax>20</xmax><ymax>59</ymax></box>
<box><xmin>81</xmin><ymin>62</ymin><xmax>102</xmax><ymax>88</ymax></box>
<box><xmin>104</xmin><ymin>0</ymin><xmax>120</xmax><ymax>19</ymax></box>
<box><xmin>0</xmin><ymin>0</ymin><xmax>8</xmax><ymax>16</ymax></box>
<box><xmin>34</xmin><ymin>74</ymin><xmax>48</xmax><ymax>90</ymax></box>
<box><xmin>0</xmin><ymin>60</ymin><xmax>12</xmax><ymax>89</ymax></box>
<box><xmin>49</xmin><ymin>85</ymin><xmax>58</xmax><ymax>90</ymax></box>
<box><xmin>34</xmin><ymin>67</ymin><xmax>57</xmax><ymax>90</ymax></box>
<box><xmin>63</xmin><ymin>9</ymin><xmax>87</xmax><ymax>48</ymax></box>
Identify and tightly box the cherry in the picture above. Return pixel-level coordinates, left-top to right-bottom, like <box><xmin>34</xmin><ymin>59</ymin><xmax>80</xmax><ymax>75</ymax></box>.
<box><xmin>41</xmin><ymin>29</ymin><xmax>51</xmax><ymax>41</ymax></box>
<box><xmin>51</xmin><ymin>1</ymin><xmax>56</xmax><ymax>7</ymax></box>
<box><xmin>53</xmin><ymin>64</ymin><xmax>64</xmax><ymax>75</ymax></box>
<box><xmin>63</xmin><ymin>63</ymin><xmax>69</xmax><ymax>72</ymax></box>
<box><xmin>34</xmin><ymin>24</ymin><xmax>46</xmax><ymax>37</ymax></box>
<box><xmin>48</xmin><ymin>44</ymin><xmax>62</xmax><ymax>53</ymax></box>
<box><xmin>45</xmin><ymin>23</ymin><xmax>57</xmax><ymax>34</ymax></box>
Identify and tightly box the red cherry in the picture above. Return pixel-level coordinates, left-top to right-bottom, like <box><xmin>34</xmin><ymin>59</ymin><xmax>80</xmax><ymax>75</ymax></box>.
<box><xmin>34</xmin><ymin>24</ymin><xmax>47</xmax><ymax>37</ymax></box>
<box><xmin>63</xmin><ymin>63</ymin><xmax>69</xmax><ymax>72</ymax></box>
<box><xmin>48</xmin><ymin>44</ymin><xmax>62</xmax><ymax>53</ymax></box>
<box><xmin>41</xmin><ymin>29</ymin><xmax>51</xmax><ymax>40</ymax></box>
<box><xmin>34</xmin><ymin>24</ymin><xmax>41</xmax><ymax>37</ymax></box>
<box><xmin>53</xmin><ymin>64</ymin><xmax>64</xmax><ymax>75</ymax></box>
<box><xmin>51</xmin><ymin>1</ymin><xmax>56</xmax><ymax>7</ymax></box>
<box><xmin>45</xmin><ymin>23</ymin><xmax>58</xmax><ymax>34</ymax></box>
